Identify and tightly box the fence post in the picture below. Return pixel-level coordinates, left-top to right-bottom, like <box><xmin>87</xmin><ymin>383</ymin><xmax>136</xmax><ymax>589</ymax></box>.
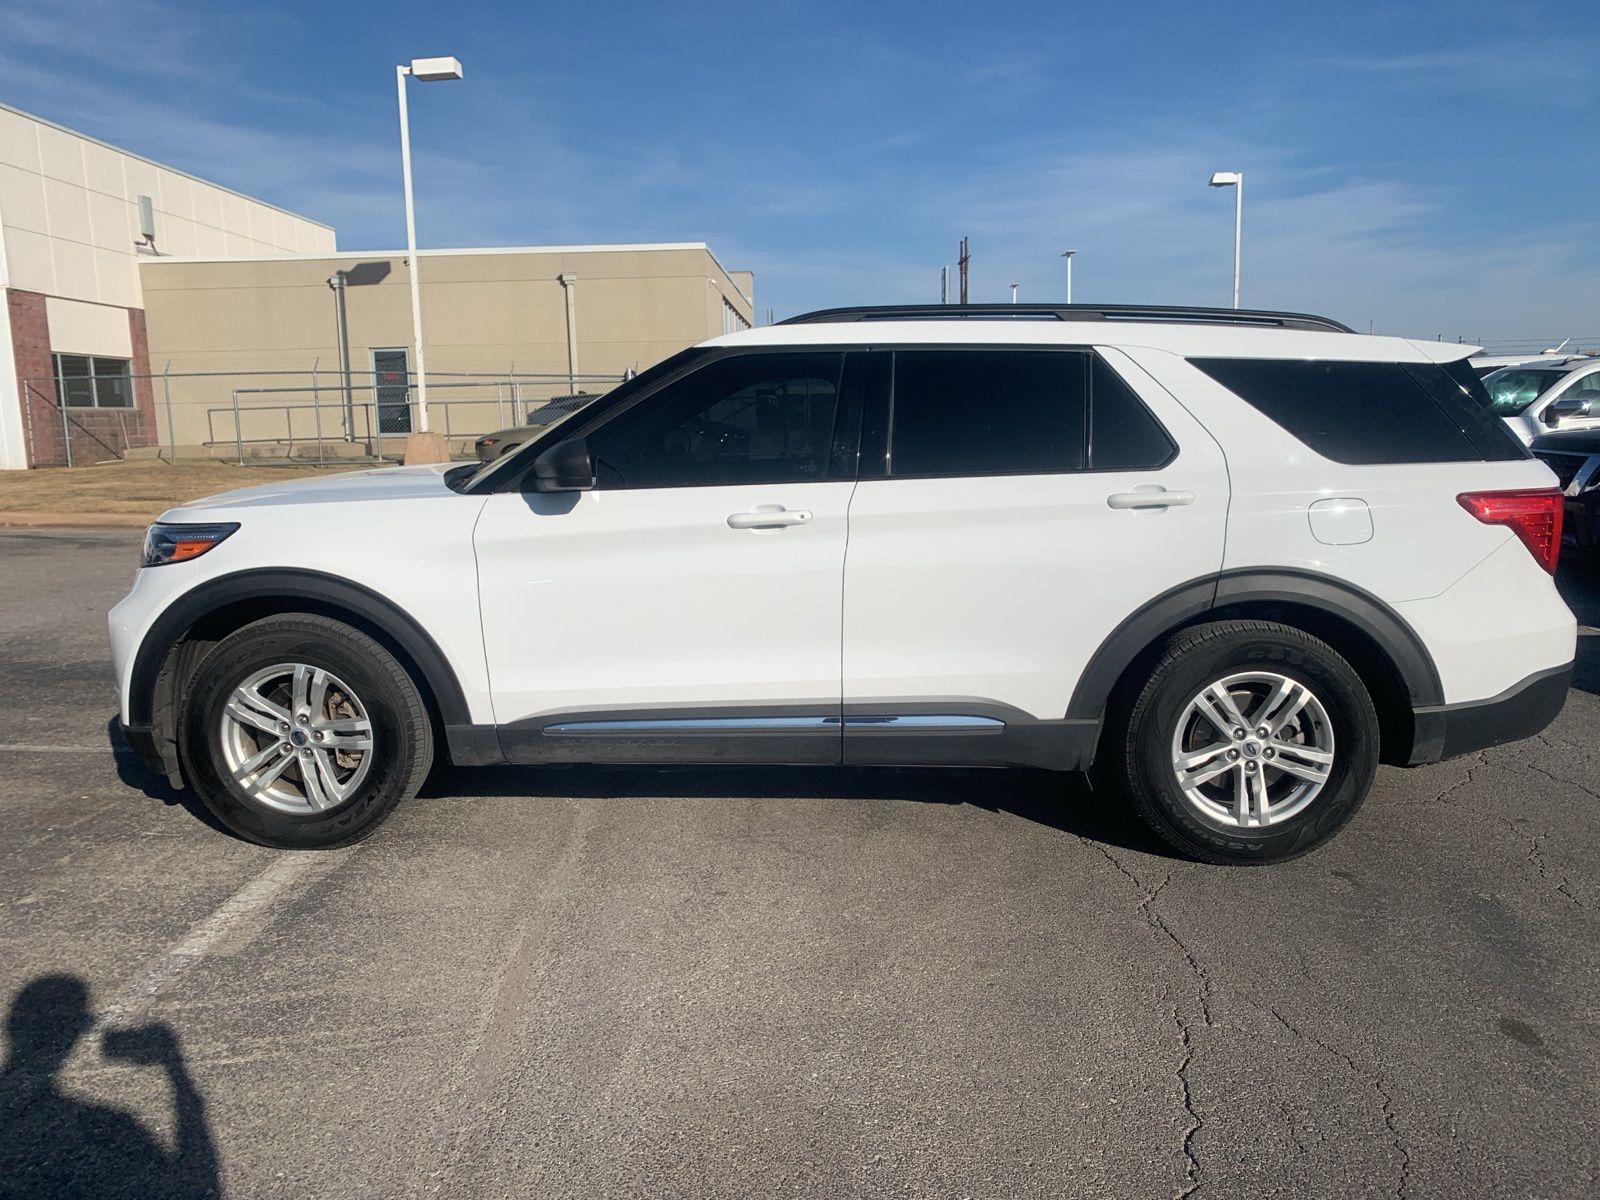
<box><xmin>161</xmin><ymin>361</ymin><xmax>176</xmax><ymax>465</ymax></box>
<box><xmin>313</xmin><ymin>381</ymin><xmax>324</xmax><ymax>465</ymax></box>
<box><xmin>232</xmin><ymin>389</ymin><xmax>244</xmax><ymax>465</ymax></box>
<box><xmin>60</xmin><ymin>395</ymin><xmax>72</xmax><ymax>468</ymax></box>
<box><xmin>23</xmin><ymin>382</ymin><xmax>36</xmax><ymax>468</ymax></box>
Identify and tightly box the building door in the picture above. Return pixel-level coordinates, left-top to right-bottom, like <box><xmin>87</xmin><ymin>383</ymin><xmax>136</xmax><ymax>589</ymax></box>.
<box><xmin>371</xmin><ymin>348</ymin><xmax>412</xmax><ymax>434</ymax></box>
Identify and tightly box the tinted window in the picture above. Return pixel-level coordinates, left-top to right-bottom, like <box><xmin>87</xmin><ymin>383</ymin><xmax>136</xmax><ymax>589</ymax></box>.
<box><xmin>889</xmin><ymin>349</ymin><xmax>1086</xmax><ymax>476</ymax></box>
<box><xmin>1425</xmin><ymin>358</ymin><xmax>1529</xmax><ymax>461</ymax></box>
<box><xmin>1190</xmin><ymin>358</ymin><xmax>1494</xmax><ymax>465</ymax></box>
<box><xmin>1089</xmin><ymin>355</ymin><xmax>1176</xmax><ymax>469</ymax></box>
<box><xmin>588</xmin><ymin>352</ymin><xmax>843</xmax><ymax>488</ymax></box>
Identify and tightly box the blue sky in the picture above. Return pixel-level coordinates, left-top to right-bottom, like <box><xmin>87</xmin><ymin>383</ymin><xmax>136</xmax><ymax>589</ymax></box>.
<box><xmin>1</xmin><ymin>0</ymin><xmax>1596</xmax><ymax>341</ymax></box>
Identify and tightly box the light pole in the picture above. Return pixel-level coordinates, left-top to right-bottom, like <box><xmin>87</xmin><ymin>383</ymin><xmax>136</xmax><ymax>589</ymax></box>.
<box><xmin>1010</xmin><ymin>282</ymin><xmax>1019</xmax><ymax>304</ymax></box>
<box><xmin>1061</xmin><ymin>249</ymin><xmax>1076</xmax><ymax>303</ymax></box>
<box><xmin>395</xmin><ymin>55</ymin><xmax>462</xmax><ymax>452</ymax></box>
<box><xmin>1208</xmin><ymin>171</ymin><xmax>1242</xmax><ymax>308</ymax></box>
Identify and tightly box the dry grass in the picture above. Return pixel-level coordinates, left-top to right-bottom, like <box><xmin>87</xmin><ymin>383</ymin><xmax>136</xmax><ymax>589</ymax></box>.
<box><xmin>0</xmin><ymin>459</ymin><xmax>379</xmax><ymax>517</ymax></box>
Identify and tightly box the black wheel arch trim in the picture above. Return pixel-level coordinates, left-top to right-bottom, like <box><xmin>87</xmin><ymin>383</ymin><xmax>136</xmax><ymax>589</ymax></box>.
<box><xmin>1065</xmin><ymin>567</ymin><xmax>1445</xmax><ymax>722</ymax></box>
<box><xmin>127</xmin><ymin>568</ymin><xmax>473</xmax><ymax>731</ymax></box>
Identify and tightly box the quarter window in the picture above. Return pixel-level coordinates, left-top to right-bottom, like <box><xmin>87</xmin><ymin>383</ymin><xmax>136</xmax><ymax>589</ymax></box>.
<box><xmin>52</xmin><ymin>354</ymin><xmax>133</xmax><ymax>409</ymax></box>
<box><xmin>587</xmin><ymin>352</ymin><xmax>843</xmax><ymax>489</ymax></box>
<box><xmin>1189</xmin><ymin>357</ymin><xmax>1503</xmax><ymax>465</ymax></box>
<box><xmin>888</xmin><ymin>349</ymin><xmax>1087</xmax><ymax>476</ymax></box>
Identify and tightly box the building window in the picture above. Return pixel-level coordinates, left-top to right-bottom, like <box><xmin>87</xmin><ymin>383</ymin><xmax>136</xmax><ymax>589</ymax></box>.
<box><xmin>53</xmin><ymin>354</ymin><xmax>133</xmax><ymax>409</ymax></box>
<box><xmin>722</xmin><ymin>298</ymin><xmax>751</xmax><ymax>335</ymax></box>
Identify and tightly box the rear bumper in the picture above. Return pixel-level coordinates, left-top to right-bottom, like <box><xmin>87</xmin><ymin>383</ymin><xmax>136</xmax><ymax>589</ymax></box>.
<box><xmin>1406</xmin><ymin>661</ymin><xmax>1572</xmax><ymax>766</ymax></box>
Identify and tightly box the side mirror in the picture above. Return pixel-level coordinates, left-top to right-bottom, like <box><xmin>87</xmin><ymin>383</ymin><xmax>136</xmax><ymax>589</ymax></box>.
<box><xmin>1544</xmin><ymin>397</ymin><xmax>1589</xmax><ymax>427</ymax></box>
<box><xmin>531</xmin><ymin>437</ymin><xmax>595</xmax><ymax>492</ymax></box>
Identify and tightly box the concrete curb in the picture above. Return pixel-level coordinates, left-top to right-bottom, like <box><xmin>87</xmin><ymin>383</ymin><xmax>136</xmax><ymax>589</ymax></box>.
<box><xmin>0</xmin><ymin>511</ymin><xmax>152</xmax><ymax>528</ymax></box>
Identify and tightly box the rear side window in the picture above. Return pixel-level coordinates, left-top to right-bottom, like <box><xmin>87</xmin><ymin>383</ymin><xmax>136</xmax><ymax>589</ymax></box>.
<box><xmin>1089</xmin><ymin>355</ymin><xmax>1177</xmax><ymax>469</ymax></box>
<box><xmin>889</xmin><ymin>349</ymin><xmax>1087</xmax><ymax>476</ymax></box>
<box><xmin>1189</xmin><ymin>357</ymin><xmax>1520</xmax><ymax>464</ymax></box>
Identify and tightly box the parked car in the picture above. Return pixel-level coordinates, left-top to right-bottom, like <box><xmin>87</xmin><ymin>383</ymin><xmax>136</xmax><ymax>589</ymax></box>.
<box><xmin>1467</xmin><ymin>340</ymin><xmax>1583</xmax><ymax>377</ymax></box>
<box><xmin>1481</xmin><ymin>357</ymin><xmax>1600</xmax><ymax>443</ymax></box>
<box><xmin>473</xmin><ymin>393</ymin><xmax>600</xmax><ymax>462</ymax></box>
<box><xmin>1531</xmin><ymin>426</ymin><xmax>1600</xmax><ymax>561</ymax></box>
<box><xmin>110</xmin><ymin>303</ymin><xmax>1575</xmax><ymax>865</ymax></box>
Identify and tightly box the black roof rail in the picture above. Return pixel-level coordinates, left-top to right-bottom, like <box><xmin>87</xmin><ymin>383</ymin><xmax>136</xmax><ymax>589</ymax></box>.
<box><xmin>779</xmin><ymin>303</ymin><xmax>1354</xmax><ymax>334</ymax></box>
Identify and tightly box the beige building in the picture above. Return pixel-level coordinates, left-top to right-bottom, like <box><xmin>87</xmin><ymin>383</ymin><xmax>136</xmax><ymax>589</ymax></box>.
<box><xmin>0</xmin><ymin>102</ymin><xmax>336</xmax><ymax>468</ymax></box>
<box><xmin>3</xmin><ymin>102</ymin><xmax>756</xmax><ymax>467</ymax></box>
<box><xmin>137</xmin><ymin>243</ymin><xmax>754</xmax><ymax>455</ymax></box>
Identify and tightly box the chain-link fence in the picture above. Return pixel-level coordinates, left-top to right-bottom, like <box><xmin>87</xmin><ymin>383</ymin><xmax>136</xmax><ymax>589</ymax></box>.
<box><xmin>20</xmin><ymin>367</ymin><xmax>626</xmax><ymax>467</ymax></box>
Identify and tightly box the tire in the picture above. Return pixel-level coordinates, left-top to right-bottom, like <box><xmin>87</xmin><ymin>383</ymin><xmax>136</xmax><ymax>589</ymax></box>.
<box><xmin>179</xmin><ymin>614</ymin><xmax>433</xmax><ymax>848</ymax></box>
<box><xmin>496</xmin><ymin>442</ymin><xmax>521</xmax><ymax>460</ymax></box>
<box><xmin>1116</xmin><ymin>620</ymin><xmax>1378</xmax><ymax>865</ymax></box>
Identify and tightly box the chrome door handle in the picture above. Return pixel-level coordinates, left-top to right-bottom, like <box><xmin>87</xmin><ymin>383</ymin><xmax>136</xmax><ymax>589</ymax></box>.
<box><xmin>727</xmin><ymin>506</ymin><xmax>813</xmax><ymax>529</ymax></box>
<box><xmin>1106</xmin><ymin>487</ymin><xmax>1195</xmax><ymax>510</ymax></box>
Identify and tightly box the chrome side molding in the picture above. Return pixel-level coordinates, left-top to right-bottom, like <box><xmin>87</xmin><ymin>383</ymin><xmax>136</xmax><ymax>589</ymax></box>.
<box><xmin>544</xmin><ymin>714</ymin><xmax>1005</xmax><ymax>735</ymax></box>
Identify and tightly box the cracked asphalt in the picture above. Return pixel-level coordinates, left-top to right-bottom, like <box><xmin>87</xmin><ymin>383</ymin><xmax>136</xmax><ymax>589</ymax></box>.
<box><xmin>0</xmin><ymin>527</ymin><xmax>1596</xmax><ymax>1199</ymax></box>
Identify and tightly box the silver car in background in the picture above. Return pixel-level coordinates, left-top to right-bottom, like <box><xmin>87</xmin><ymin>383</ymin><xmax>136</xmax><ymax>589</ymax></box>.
<box><xmin>1482</xmin><ymin>356</ymin><xmax>1600</xmax><ymax>444</ymax></box>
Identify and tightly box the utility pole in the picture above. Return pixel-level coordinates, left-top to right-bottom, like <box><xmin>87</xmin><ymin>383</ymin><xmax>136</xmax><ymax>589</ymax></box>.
<box><xmin>940</xmin><ymin>266</ymin><xmax>949</xmax><ymax>304</ymax></box>
<box><xmin>958</xmin><ymin>237</ymin><xmax>970</xmax><ymax>304</ymax></box>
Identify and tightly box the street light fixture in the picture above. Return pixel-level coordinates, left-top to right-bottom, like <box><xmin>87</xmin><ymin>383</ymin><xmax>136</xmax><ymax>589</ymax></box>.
<box><xmin>1208</xmin><ymin>171</ymin><xmax>1242</xmax><ymax>309</ymax></box>
<box><xmin>1010</xmin><ymin>283</ymin><xmax>1019</xmax><ymax>304</ymax></box>
<box><xmin>395</xmin><ymin>55</ymin><xmax>463</xmax><ymax>456</ymax></box>
<box><xmin>1061</xmin><ymin>249</ymin><xmax>1076</xmax><ymax>303</ymax></box>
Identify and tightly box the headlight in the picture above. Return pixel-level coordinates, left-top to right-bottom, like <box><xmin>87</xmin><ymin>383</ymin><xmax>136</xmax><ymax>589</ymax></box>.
<box><xmin>141</xmin><ymin>522</ymin><xmax>240</xmax><ymax>568</ymax></box>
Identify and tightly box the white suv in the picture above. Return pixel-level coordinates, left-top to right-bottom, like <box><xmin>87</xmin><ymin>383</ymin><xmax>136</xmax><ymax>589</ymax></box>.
<box><xmin>109</xmin><ymin>304</ymin><xmax>1576</xmax><ymax>864</ymax></box>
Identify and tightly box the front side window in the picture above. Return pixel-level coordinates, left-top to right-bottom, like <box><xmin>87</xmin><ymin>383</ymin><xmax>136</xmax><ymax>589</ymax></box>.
<box><xmin>53</xmin><ymin>354</ymin><xmax>132</xmax><ymax>409</ymax></box>
<box><xmin>888</xmin><ymin>349</ymin><xmax>1088</xmax><ymax>477</ymax></box>
<box><xmin>1552</xmin><ymin>370</ymin><xmax>1600</xmax><ymax>405</ymax></box>
<box><xmin>587</xmin><ymin>352</ymin><xmax>843</xmax><ymax>489</ymax></box>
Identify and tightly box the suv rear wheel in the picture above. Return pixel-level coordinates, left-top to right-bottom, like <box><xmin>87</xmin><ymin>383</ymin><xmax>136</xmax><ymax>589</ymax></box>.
<box><xmin>1117</xmin><ymin>620</ymin><xmax>1379</xmax><ymax>864</ymax></box>
<box><xmin>179</xmin><ymin>614</ymin><xmax>433</xmax><ymax>848</ymax></box>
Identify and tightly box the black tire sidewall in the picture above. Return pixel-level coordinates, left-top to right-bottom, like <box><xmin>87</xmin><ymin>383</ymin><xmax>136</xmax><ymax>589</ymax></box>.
<box><xmin>181</xmin><ymin>621</ymin><xmax>426</xmax><ymax>848</ymax></box>
<box><xmin>1126</xmin><ymin>628</ymin><xmax>1378</xmax><ymax>864</ymax></box>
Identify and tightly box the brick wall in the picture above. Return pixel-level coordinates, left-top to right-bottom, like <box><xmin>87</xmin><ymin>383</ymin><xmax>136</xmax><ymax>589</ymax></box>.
<box><xmin>7</xmin><ymin>289</ymin><xmax>158</xmax><ymax>467</ymax></box>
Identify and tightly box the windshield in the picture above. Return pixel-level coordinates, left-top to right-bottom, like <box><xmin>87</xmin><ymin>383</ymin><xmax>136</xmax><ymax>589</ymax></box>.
<box><xmin>1481</xmin><ymin>368</ymin><xmax>1565</xmax><ymax>416</ymax></box>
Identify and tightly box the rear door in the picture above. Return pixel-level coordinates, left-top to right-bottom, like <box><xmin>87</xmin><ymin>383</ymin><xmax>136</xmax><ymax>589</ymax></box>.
<box><xmin>840</xmin><ymin>344</ymin><xmax>1229</xmax><ymax>765</ymax></box>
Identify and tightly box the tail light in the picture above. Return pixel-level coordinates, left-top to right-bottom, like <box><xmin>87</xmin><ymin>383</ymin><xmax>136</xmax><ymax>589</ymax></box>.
<box><xmin>1457</xmin><ymin>489</ymin><xmax>1563</xmax><ymax>574</ymax></box>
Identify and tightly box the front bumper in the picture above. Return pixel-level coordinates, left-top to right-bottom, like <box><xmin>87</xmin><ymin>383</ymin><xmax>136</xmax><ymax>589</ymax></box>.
<box><xmin>1406</xmin><ymin>661</ymin><xmax>1573</xmax><ymax>765</ymax></box>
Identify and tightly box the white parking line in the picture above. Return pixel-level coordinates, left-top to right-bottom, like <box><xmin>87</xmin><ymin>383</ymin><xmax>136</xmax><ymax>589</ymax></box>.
<box><xmin>93</xmin><ymin>849</ymin><xmax>356</xmax><ymax>1032</ymax></box>
<box><xmin>0</xmin><ymin>743</ymin><xmax>134</xmax><ymax>755</ymax></box>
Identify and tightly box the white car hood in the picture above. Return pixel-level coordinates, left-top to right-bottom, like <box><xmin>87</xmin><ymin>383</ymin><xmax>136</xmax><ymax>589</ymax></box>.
<box><xmin>162</xmin><ymin>463</ymin><xmax>461</xmax><ymax>518</ymax></box>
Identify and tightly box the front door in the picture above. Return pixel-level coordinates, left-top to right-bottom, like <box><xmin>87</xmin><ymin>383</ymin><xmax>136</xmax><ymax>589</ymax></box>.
<box><xmin>840</xmin><ymin>344</ymin><xmax>1230</xmax><ymax>766</ymax></box>
<box><xmin>371</xmin><ymin>348</ymin><xmax>412</xmax><ymax>434</ymax></box>
<box><xmin>474</xmin><ymin>349</ymin><xmax>863</xmax><ymax>763</ymax></box>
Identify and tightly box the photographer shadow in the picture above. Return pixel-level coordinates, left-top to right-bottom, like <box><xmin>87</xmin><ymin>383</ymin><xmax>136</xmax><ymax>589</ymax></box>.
<box><xmin>0</xmin><ymin>975</ymin><xmax>221</xmax><ymax>1199</ymax></box>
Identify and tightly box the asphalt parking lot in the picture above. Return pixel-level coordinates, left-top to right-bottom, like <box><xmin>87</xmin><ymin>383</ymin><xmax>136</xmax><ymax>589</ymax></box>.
<box><xmin>0</xmin><ymin>528</ymin><xmax>1596</xmax><ymax>1199</ymax></box>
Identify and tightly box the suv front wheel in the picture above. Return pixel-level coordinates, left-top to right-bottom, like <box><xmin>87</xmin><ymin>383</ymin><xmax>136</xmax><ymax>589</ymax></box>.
<box><xmin>1118</xmin><ymin>620</ymin><xmax>1379</xmax><ymax>865</ymax></box>
<box><xmin>180</xmin><ymin>614</ymin><xmax>433</xmax><ymax>848</ymax></box>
